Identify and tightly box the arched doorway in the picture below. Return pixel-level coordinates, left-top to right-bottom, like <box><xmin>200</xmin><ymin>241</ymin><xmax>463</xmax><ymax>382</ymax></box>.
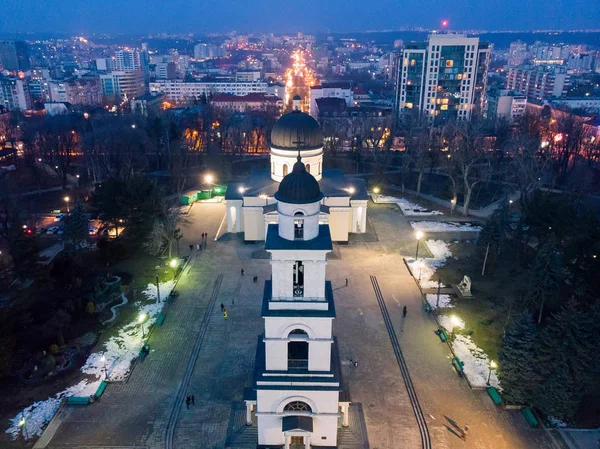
<box><xmin>283</xmin><ymin>164</ymin><xmax>289</xmax><ymax>176</ymax></box>
<box><xmin>294</xmin><ymin>212</ymin><xmax>304</xmax><ymax>240</ymax></box>
<box><xmin>305</xmin><ymin>163</ymin><xmax>310</xmax><ymax>174</ymax></box>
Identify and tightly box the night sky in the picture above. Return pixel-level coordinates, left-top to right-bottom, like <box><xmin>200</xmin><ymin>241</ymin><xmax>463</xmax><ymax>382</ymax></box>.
<box><xmin>0</xmin><ymin>0</ymin><xmax>598</xmax><ymax>34</ymax></box>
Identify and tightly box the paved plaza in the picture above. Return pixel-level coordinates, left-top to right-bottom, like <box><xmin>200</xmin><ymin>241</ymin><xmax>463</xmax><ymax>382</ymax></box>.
<box><xmin>35</xmin><ymin>201</ymin><xmax>566</xmax><ymax>449</ymax></box>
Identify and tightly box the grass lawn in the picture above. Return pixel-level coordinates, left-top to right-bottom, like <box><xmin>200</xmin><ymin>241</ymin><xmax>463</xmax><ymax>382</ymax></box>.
<box><xmin>436</xmin><ymin>242</ymin><xmax>531</xmax><ymax>360</ymax></box>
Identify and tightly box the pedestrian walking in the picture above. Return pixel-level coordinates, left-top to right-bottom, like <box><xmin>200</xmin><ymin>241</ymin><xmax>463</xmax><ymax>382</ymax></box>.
<box><xmin>402</xmin><ymin>306</ymin><xmax>407</xmax><ymax>318</ymax></box>
<box><xmin>463</xmin><ymin>424</ymin><xmax>469</xmax><ymax>440</ymax></box>
<box><xmin>191</xmin><ymin>395</ymin><xmax>195</xmax><ymax>406</ymax></box>
<box><xmin>196</xmin><ymin>243</ymin><xmax>200</xmax><ymax>251</ymax></box>
<box><xmin>189</xmin><ymin>244</ymin><xmax>193</xmax><ymax>252</ymax></box>
<box><xmin>185</xmin><ymin>395</ymin><xmax>191</xmax><ymax>409</ymax></box>
<box><xmin>223</xmin><ymin>310</ymin><xmax>228</xmax><ymax>319</ymax></box>
<box><xmin>241</xmin><ymin>268</ymin><xmax>244</xmax><ymax>276</ymax></box>
<box><xmin>345</xmin><ymin>278</ymin><xmax>348</xmax><ymax>287</ymax></box>
<box><xmin>220</xmin><ymin>303</ymin><xmax>225</xmax><ymax>312</ymax></box>
<box><xmin>253</xmin><ymin>275</ymin><xmax>258</xmax><ymax>283</ymax></box>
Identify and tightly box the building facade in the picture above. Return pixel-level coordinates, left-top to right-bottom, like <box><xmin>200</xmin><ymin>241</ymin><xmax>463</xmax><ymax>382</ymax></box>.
<box><xmin>487</xmin><ymin>89</ymin><xmax>527</xmax><ymax>121</ymax></box>
<box><xmin>309</xmin><ymin>82</ymin><xmax>354</xmax><ymax>118</ymax></box>
<box><xmin>0</xmin><ymin>76</ymin><xmax>31</xmax><ymax>110</ymax></box>
<box><xmin>505</xmin><ymin>66</ymin><xmax>570</xmax><ymax>100</ymax></box>
<box><xmin>48</xmin><ymin>78</ymin><xmax>103</xmax><ymax>106</ymax></box>
<box><xmin>211</xmin><ymin>93</ymin><xmax>282</xmax><ymax>113</ymax></box>
<box><xmin>0</xmin><ymin>40</ymin><xmax>30</xmax><ymax>72</ymax></box>
<box><xmin>395</xmin><ymin>34</ymin><xmax>491</xmax><ymax>124</ymax></box>
<box><xmin>508</xmin><ymin>41</ymin><xmax>527</xmax><ymax>67</ymax></box>
<box><xmin>149</xmin><ymin>80</ymin><xmax>268</xmax><ymax>106</ymax></box>
<box><xmin>225</xmin><ymin>109</ymin><xmax>368</xmax><ymax>243</ymax></box>
<box><xmin>100</xmin><ymin>71</ymin><xmax>146</xmax><ymax>100</ymax></box>
<box><xmin>244</xmin><ymin>156</ymin><xmax>349</xmax><ymax>449</ymax></box>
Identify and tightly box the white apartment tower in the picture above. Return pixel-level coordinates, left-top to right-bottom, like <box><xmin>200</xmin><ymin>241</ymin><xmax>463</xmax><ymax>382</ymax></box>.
<box><xmin>396</xmin><ymin>34</ymin><xmax>491</xmax><ymax>124</ymax></box>
<box><xmin>244</xmin><ymin>156</ymin><xmax>349</xmax><ymax>449</ymax></box>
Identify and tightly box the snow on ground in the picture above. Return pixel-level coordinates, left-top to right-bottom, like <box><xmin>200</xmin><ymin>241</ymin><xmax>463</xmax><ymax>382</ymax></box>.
<box><xmin>5</xmin><ymin>280</ymin><xmax>176</xmax><ymax>441</ymax></box>
<box><xmin>410</xmin><ymin>221</ymin><xmax>482</xmax><ymax>232</ymax></box>
<box><xmin>438</xmin><ymin>314</ymin><xmax>500</xmax><ymax>389</ymax></box>
<box><xmin>426</xmin><ymin>294</ymin><xmax>453</xmax><ymax>309</ymax></box>
<box><xmin>370</xmin><ymin>193</ymin><xmax>443</xmax><ymax>216</ymax></box>
<box><xmin>406</xmin><ymin>240</ymin><xmax>452</xmax><ymax>289</ymax></box>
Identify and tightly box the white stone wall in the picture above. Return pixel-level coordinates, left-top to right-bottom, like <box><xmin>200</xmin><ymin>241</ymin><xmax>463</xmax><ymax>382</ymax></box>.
<box><xmin>226</xmin><ymin>199</ymin><xmax>243</xmax><ymax>233</ymax></box>
<box><xmin>271</xmin><ymin>147</ymin><xmax>324</xmax><ymax>182</ymax></box>
<box><xmin>351</xmin><ymin>199</ymin><xmax>368</xmax><ymax>234</ymax></box>
<box><xmin>256</xmin><ymin>390</ymin><xmax>340</xmax><ymax>446</ymax></box>
<box><xmin>328</xmin><ymin>208</ymin><xmax>350</xmax><ymax>241</ymax></box>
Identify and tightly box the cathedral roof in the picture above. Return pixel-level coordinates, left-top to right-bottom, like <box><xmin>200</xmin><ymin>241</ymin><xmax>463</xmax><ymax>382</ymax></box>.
<box><xmin>269</xmin><ymin>110</ymin><xmax>323</xmax><ymax>151</ymax></box>
<box><xmin>274</xmin><ymin>157</ymin><xmax>323</xmax><ymax>204</ymax></box>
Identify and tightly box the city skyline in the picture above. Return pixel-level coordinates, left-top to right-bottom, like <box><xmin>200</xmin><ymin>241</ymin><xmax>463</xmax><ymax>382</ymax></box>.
<box><xmin>1</xmin><ymin>0</ymin><xmax>600</xmax><ymax>35</ymax></box>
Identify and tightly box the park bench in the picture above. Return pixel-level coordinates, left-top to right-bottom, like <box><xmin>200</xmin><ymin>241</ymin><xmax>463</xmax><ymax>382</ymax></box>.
<box><xmin>94</xmin><ymin>381</ymin><xmax>108</xmax><ymax>399</ymax></box>
<box><xmin>156</xmin><ymin>313</ymin><xmax>165</xmax><ymax>326</ymax></box>
<box><xmin>66</xmin><ymin>396</ymin><xmax>90</xmax><ymax>405</ymax></box>
<box><xmin>521</xmin><ymin>406</ymin><xmax>539</xmax><ymax>427</ymax></box>
<box><xmin>436</xmin><ymin>328</ymin><xmax>448</xmax><ymax>342</ymax></box>
<box><xmin>487</xmin><ymin>386</ymin><xmax>502</xmax><ymax>405</ymax></box>
<box><xmin>452</xmin><ymin>357</ymin><xmax>464</xmax><ymax>374</ymax></box>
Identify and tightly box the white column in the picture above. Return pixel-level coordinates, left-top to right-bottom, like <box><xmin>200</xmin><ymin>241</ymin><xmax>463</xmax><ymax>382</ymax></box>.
<box><xmin>342</xmin><ymin>403</ymin><xmax>350</xmax><ymax>427</ymax></box>
<box><xmin>304</xmin><ymin>435</ymin><xmax>310</xmax><ymax>449</ymax></box>
<box><xmin>284</xmin><ymin>434</ymin><xmax>290</xmax><ymax>449</ymax></box>
<box><xmin>245</xmin><ymin>402</ymin><xmax>252</xmax><ymax>425</ymax></box>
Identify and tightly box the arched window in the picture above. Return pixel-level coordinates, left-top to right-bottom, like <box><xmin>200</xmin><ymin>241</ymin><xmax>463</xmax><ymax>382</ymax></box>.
<box><xmin>284</xmin><ymin>401</ymin><xmax>312</xmax><ymax>412</ymax></box>
<box><xmin>272</xmin><ymin>162</ymin><xmax>275</xmax><ymax>174</ymax></box>
<box><xmin>305</xmin><ymin>163</ymin><xmax>310</xmax><ymax>173</ymax></box>
<box><xmin>294</xmin><ymin>212</ymin><xmax>304</xmax><ymax>240</ymax></box>
<box><xmin>283</xmin><ymin>164</ymin><xmax>288</xmax><ymax>176</ymax></box>
<box><xmin>289</xmin><ymin>328</ymin><xmax>308</xmax><ymax>336</ymax></box>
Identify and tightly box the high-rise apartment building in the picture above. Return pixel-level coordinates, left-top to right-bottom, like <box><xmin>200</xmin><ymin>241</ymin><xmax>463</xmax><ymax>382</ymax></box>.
<box><xmin>508</xmin><ymin>41</ymin><xmax>527</xmax><ymax>66</ymax></box>
<box><xmin>193</xmin><ymin>43</ymin><xmax>226</xmax><ymax>60</ymax></box>
<box><xmin>0</xmin><ymin>76</ymin><xmax>31</xmax><ymax>110</ymax></box>
<box><xmin>48</xmin><ymin>78</ymin><xmax>103</xmax><ymax>106</ymax></box>
<box><xmin>505</xmin><ymin>66</ymin><xmax>570</xmax><ymax>100</ymax></box>
<box><xmin>395</xmin><ymin>34</ymin><xmax>491</xmax><ymax>123</ymax></box>
<box><xmin>0</xmin><ymin>41</ymin><xmax>30</xmax><ymax>72</ymax></box>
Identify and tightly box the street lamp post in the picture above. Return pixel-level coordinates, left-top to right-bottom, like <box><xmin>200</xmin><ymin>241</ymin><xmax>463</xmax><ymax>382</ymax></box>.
<box><xmin>138</xmin><ymin>313</ymin><xmax>147</xmax><ymax>338</ymax></box>
<box><xmin>418</xmin><ymin>261</ymin><xmax>424</xmax><ymax>283</ymax></box>
<box><xmin>415</xmin><ymin>231</ymin><xmax>424</xmax><ymax>260</ymax></box>
<box><xmin>436</xmin><ymin>277</ymin><xmax>441</xmax><ymax>308</ymax></box>
<box><xmin>101</xmin><ymin>354</ymin><xmax>107</xmax><ymax>379</ymax></box>
<box><xmin>156</xmin><ymin>274</ymin><xmax>161</xmax><ymax>304</ymax></box>
<box><xmin>64</xmin><ymin>196</ymin><xmax>70</xmax><ymax>213</ymax></box>
<box><xmin>18</xmin><ymin>415</ymin><xmax>27</xmax><ymax>443</ymax></box>
<box><xmin>487</xmin><ymin>360</ymin><xmax>497</xmax><ymax>386</ymax></box>
<box><xmin>205</xmin><ymin>174</ymin><xmax>214</xmax><ymax>198</ymax></box>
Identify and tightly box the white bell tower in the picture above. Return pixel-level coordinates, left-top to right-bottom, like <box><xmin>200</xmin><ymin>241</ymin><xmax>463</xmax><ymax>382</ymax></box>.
<box><xmin>245</xmin><ymin>157</ymin><xmax>349</xmax><ymax>449</ymax></box>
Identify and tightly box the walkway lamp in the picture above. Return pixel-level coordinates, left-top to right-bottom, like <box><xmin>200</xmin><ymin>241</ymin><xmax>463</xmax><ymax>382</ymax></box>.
<box><xmin>138</xmin><ymin>313</ymin><xmax>147</xmax><ymax>338</ymax></box>
<box><xmin>415</xmin><ymin>231</ymin><xmax>424</xmax><ymax>259</ymax></box>
<box><xmin>205</xmin><ymin>174</ymin><xmax>214</xmax><ymax>198</ymax></box>
<box><xmin>64</xmin><ymin>196</ymin><xmax>70</xmax><ymax>213</ymax></box>
<box><xmin>450</xmin><ymin>315</ymin><xmax>461</xmax><ymax>340</ymax></box>
<box><xmin>18</xmin><ymin>416</ymin><xmax>27</xmax><ymax>441</ymax></box>
<box><xmin>101</xmin><ymin>354</ymin><xmax>107</xmax><ymax>379</ymax></box>
<box><xmin>487</xmin><ymin>360</ymin><xmax>497</xmax><ymax>386</ymax></box>
<box><xmin>372</xmin><ymin>187</ymin><xmax>380</xmax><ymax>194</ymax></box>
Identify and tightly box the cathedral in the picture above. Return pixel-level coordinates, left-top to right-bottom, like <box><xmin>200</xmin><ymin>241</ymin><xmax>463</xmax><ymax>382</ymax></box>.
<box><xmin>243</xmin><ymin>156</ymin><xmax>350</xmax><ymax>448</ymax></box>
<box><xmin>225</xmin><ymin>105</ymin><xmax>368</xmax><ymax>242</ymax></box>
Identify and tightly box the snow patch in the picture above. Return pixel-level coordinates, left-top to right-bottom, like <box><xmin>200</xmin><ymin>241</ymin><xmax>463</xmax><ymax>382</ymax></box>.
<box><xmin>438</xmin><ymin>314</ymin><xmax>466</xmax><ymax>331</ymax></box>
<box><xmin>426</xmin><ymin>294</ymin><xmax>454</xmax><ymax>309</ymax></box>
<box><xmin>406</xmin><ymin>240</ymin><xmax>452</xmax><ymax>289</ymax></box>
<box><xmin>6</xmin><ymin>280</ymin><xmax>176</xmax><ymax>441</ymax></box>
<box><xmin>370</xmin><ymin>193</ymin><xmax>443</xmax><ymax>216</ymax></box>
<box><xmin>410</xmin><ymin>221</ymin><xmax>482</xmax><ymax>232</ymax></box>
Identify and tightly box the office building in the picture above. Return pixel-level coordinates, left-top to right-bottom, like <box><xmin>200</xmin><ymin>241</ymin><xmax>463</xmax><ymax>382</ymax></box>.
<box><xmin>396</xmin><ymin>34</ymin><xmax>492</xmax><ymax>123</ymax></box>
<box><xmin>0</xmin><ymin>40</ymin><xmax>30</xmax><ymax>72</ymax></box>
<box><xmin>487</xmin><ymin>89</ymin><xmax>527</xmax><ymax>121</ymax></box>
<box><xmin>100</xmin><ymin>71</ymin><xmax>146</xmax><ymax>99</ymax></box>
<box><xmin>155</xmin><ymin>62</ymin><xmax>177</xmax><ymax>80</ymax></box>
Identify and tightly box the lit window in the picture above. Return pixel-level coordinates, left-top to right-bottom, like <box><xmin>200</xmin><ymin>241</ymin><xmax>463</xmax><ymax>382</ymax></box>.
<box><xmin>406</xmin><ymin>102</ymin><xmax>413</xmax><ymax>109</ymax></box>
<box><xmin>411</xmin><ymin>59</ymin><xmax>416</xmax><ymax>66</ymax></box>
<box><xmin>446</xmin><ymin>60</ymin><xmax>454</xmax><ymax>68</ymax></box>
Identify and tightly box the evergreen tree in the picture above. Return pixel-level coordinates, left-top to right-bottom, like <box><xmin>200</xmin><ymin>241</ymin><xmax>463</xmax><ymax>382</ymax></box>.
<box><xmin>63</xmin><ymin>204</ymin><xmax>89</xmax><ymax>250</ymax></box>
<box><xmin>531</xmin><ymin>300</ymin><xmax>594</xmax><ymax>419</ymax></box>
<box><xmin>498</xmin><ymin>311</ymin><xmax>537</xmax><ymax>404</ymax></box>
<box><xmin>526</xmin><ymin>235</ymin><xmax>563</xmax><ymax>323</ymax></box>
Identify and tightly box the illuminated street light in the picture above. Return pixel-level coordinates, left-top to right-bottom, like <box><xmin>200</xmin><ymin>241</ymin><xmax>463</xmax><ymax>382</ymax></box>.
<box><xmin>205</xmin><ymin>174</ymin><xmax>214</xmax><ymax>198</ymax></box>
<box><xmin>169</xmin><ymin>258</ymin><xmax>179</xmax><ymax>268</ymax></box>
<box><xmin>100</xmin><ymin>354</ymin><xmax>107</xmax><ymax>379</ymax></box>
<box><xmin>237</xmin><ymin>186</ymin><xmax>245</xmax><ymax>194</ymax></box>
<box><xmin>138</xmin><ymin>313</ymin><xmax>147</xmax><ymax>338</ymax></box>
<box><xmin>415</xmin><ymin>231</ymin><xmax>424</xmax><ymax>259</ymax></box>
<box><xmin>348</xmin><ymin>187</ymin><xmax>355</xmax><ymax>195</ymax></box>
<box><xmin>64</xmin><ymin>196</ymin><xmax>70</xmax><ymax>213</ymax></box>
<box><xmin>450</xmin><ymin>315</ymin><xmax>461</xmax><ymax>340</ymax></box>
<box><xmin>487</xmin><ymin>360</ymin><xmax>497</xmax><ymax>386</ymax></box>
<box><xmin>372</xmin><ymin>187</ymin><xmax>380</xmax><ymax>194</ymax></box>
<box><xmin>18</xmin><ymin>415</ymin><xmax>27</xmax><ymax>440</ymax></box>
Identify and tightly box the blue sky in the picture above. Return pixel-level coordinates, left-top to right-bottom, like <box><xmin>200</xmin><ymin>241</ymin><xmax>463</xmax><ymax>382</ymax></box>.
<box><xmin>0</xmin><ymin>0</ymin><xmax>598</xmax><ymax>34</ymax></box>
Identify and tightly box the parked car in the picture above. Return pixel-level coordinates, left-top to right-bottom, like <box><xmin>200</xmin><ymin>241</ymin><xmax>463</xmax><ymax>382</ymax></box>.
<box><xmin>54</xmin><ymin>213</ymin><xmax>65</xmax><ymax>222</ymax></box>
<box><xmin>47</xmin><ymin>226</ymin><xmax>59</xmax><ymax>234</ymax></box>
<box><xmin>89</xmin><ymin>227</ymin><xmax>98</xmax><ymax>236</ymax></box>
<box><xmin>57</xmin><ymin>228</ymin><xmax>64</xmax><ymax>235</ymax></box>
<box><xmin>37</xmin><ymin>227</ymin><xmax>48</xmax><ymax>234</ymax></box>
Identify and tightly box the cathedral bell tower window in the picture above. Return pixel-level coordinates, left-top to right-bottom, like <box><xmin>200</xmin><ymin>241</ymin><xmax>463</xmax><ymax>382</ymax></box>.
<box><xmin>293</xmin><ymin>261</ymin><xmax>304</xmax><ymax>297</ymax></box>
<box><xmin>294</xmin><ymin>212</ymin><xmax>304</xmax><ymax>240</ymax></box>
